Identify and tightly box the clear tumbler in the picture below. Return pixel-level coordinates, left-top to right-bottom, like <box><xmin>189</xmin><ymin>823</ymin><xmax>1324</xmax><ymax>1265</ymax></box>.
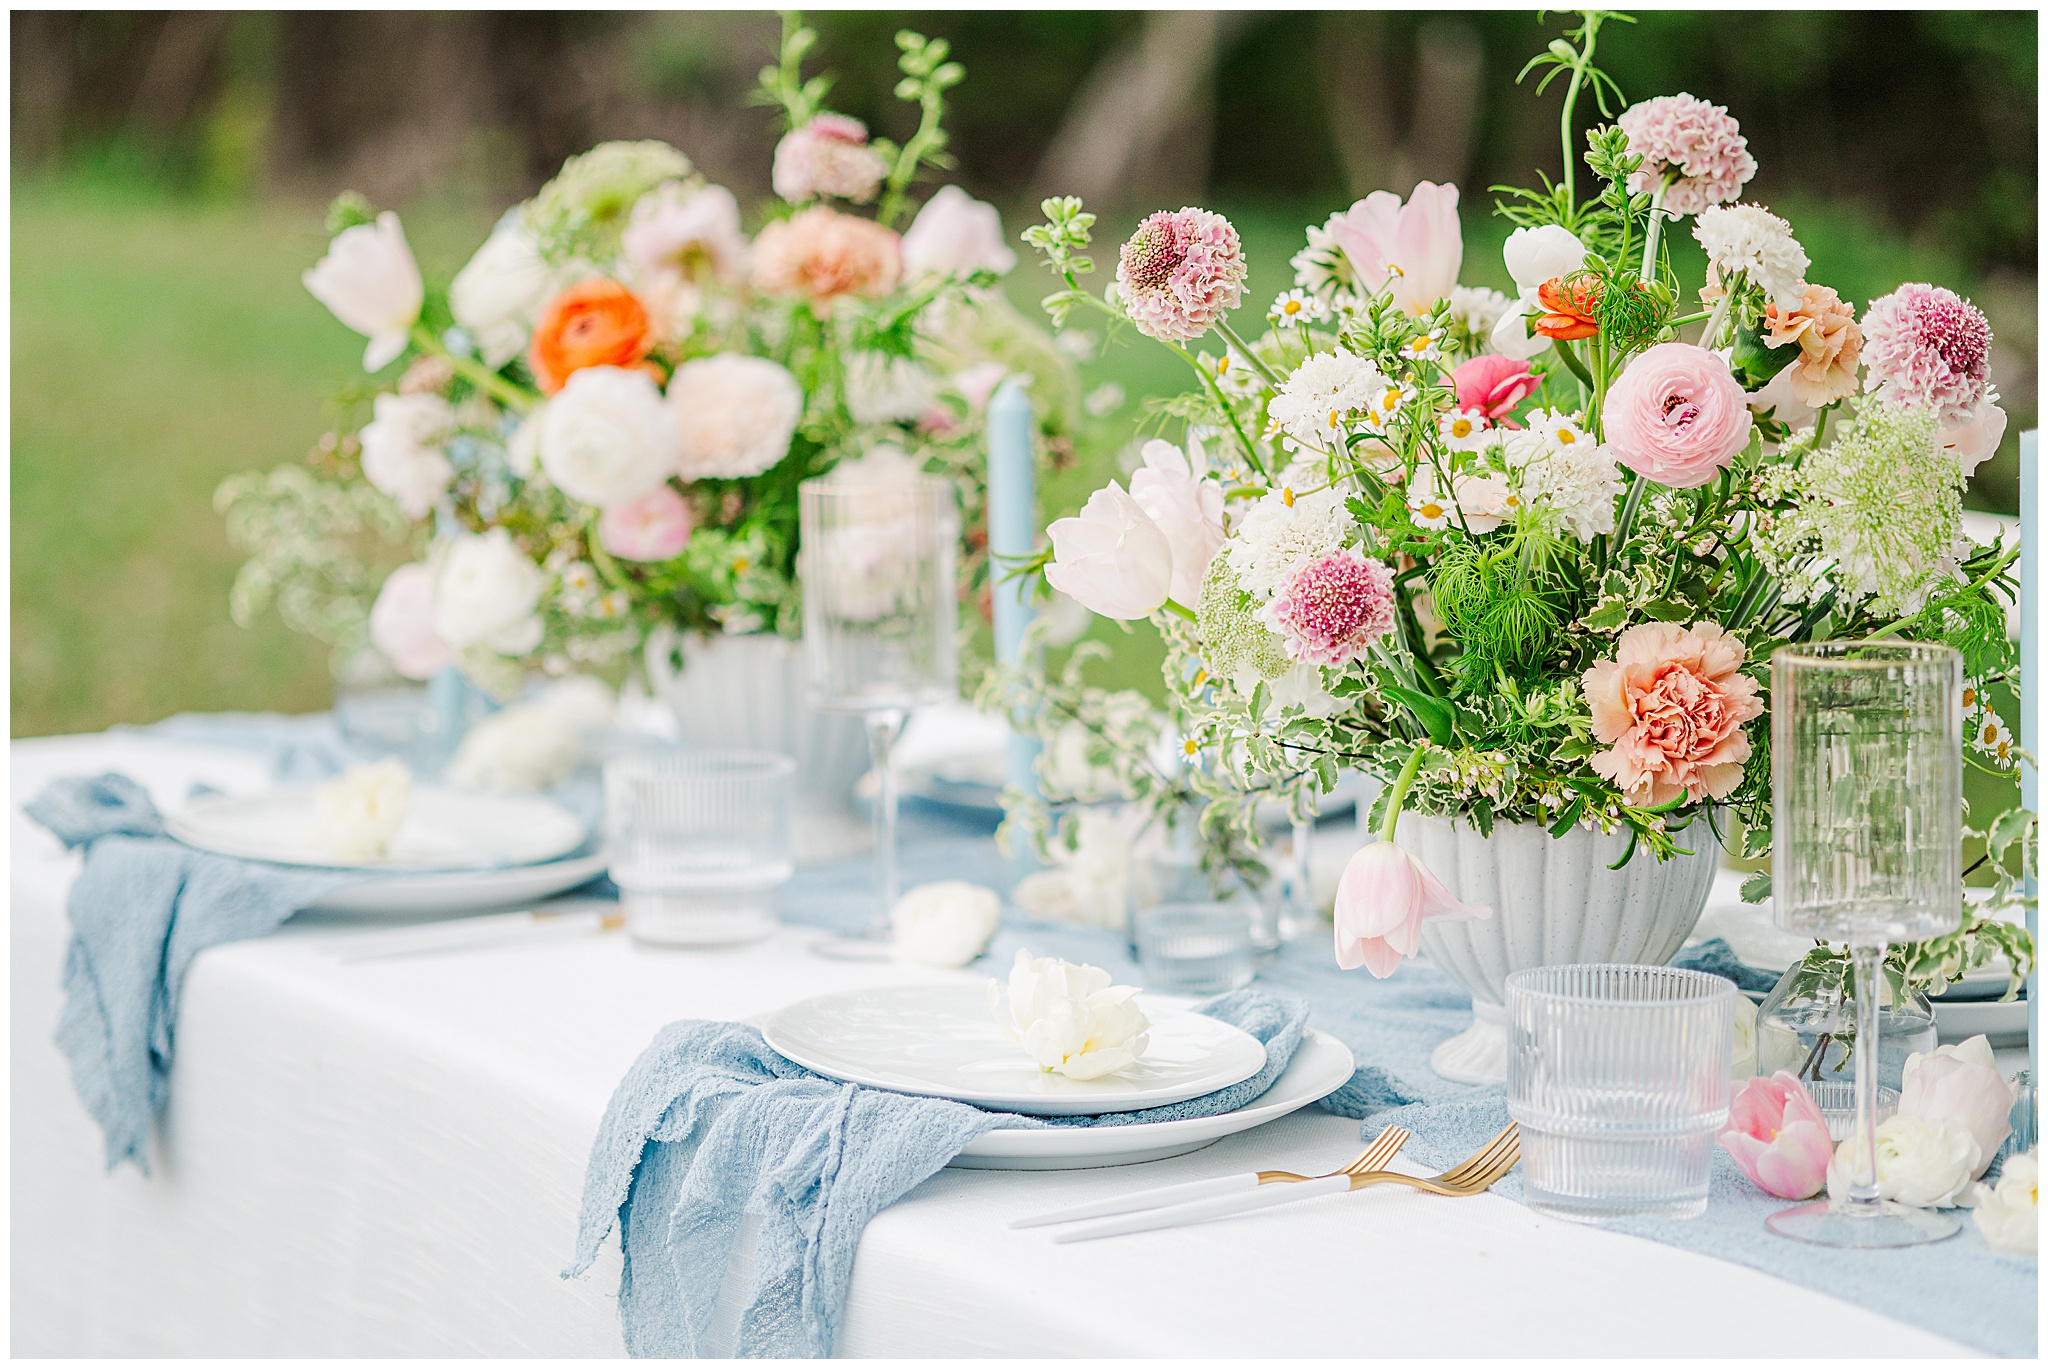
<box><xmin>1506</xmin><ymin>963</ymin><xmax>1736</xmax><ymax>1221</ymax></box>
<box><xmin>603</xmin><ymin>750</ymin><xmax>796</xmax><ymax>947</ymax></box>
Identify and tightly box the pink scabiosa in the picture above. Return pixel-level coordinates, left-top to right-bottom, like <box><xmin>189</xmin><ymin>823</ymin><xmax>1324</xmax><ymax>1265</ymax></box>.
<box><xmin>1263</xmin><ymin>548</ymin><xmax>1397</xmax><ymax>667</ymax></box>
<box><xmin>1617</xmin><ymin>93</ymin><xmax>1756</xmax><ymax>217</ymax></box>
<box><xmin>1861</xmin><ymin>283</ymin><xmax>1993</xmax><ymax>425</ymax></box>
<box><xmin>1116</xmin><ymin>207</ymin><xmax>1247</xmax><ymax>343</ymax></box>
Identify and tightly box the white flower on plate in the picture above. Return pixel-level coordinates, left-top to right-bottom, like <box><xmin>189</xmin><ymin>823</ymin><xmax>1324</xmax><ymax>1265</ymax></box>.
<box><xmin>1265</xmin><ymin>349</ymin><xmax>1387</xmax><ymax>455</ymax></box>
<box><xmin>314</xmin><ymin>757</ymin><xmax>412</xmax><ymax>861</ymax></box>
<box><xmin>1694</xmin><ymin>202</ymin><xmax>1809</xmax><ymax>312</ymax></box>
<box><xmin>539</xmin><ymin>365</ymin><xmax>677</xmax><ymax>509</ymax></box>
<box><xmin>447</xmin><ymin>675</ymin><xmax>616</xmax><ymax>791</ymax></box>
<box><xmin>359</xmin><ymin>392</ymin><xmax>457</xmax><ymax>520</ymax></box>
<box><xmin>1827</xmin><ymin>1114</ymin><xmax>1981</xmax><ymax>1209</ymax></box>
<box><xmin>988</xmin><ymin>949</ymin><xmax>1151</xmax><ymax>1081</ymax></box>
<box><xmin>302</xmin><ymin>211</ymin><xmax>423</xmax><ymax>372</ymax></box>
<box><xmin>432</xmin><ymin>528</ymin><xmax>546</xmax><ymax>657</ymax></box>
<box><xmin>449</xmin><ymin>213</ymin><xmax>559</xmax><ymax>368</ymax></box>
<box><xmin>890</xmin><ymin>881</ymin><xmax>1002</xmax><ymax>968</ymax></box>
<box><xmin>1966</xmin><ymin>1150</ymin><xmax>2037</xmax><ymax>1255</ymax></box>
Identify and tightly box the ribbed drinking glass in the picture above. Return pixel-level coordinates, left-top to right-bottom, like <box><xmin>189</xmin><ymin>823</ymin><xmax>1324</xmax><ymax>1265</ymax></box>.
<box><xmin>1506</xmin><ymin>963</ymin><xmax>1736</xmax><ymax>1221</ymax></box>
<box><xmin>1767</xmin><ymin>640</ymin><xmax>1963</xmax><ymax>1248</ymax></box>
<box><xmin>604</xmin><ymin>750</ymin><xmax>795</xmax><ymax>947</ymax></box>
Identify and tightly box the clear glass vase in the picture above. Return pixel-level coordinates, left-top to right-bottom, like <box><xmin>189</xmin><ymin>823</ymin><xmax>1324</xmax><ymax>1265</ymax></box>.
<box><xmin>1754</xmin><ymin>962</ymin><xmax>1938</xmax><ymax>1138</ymax></box>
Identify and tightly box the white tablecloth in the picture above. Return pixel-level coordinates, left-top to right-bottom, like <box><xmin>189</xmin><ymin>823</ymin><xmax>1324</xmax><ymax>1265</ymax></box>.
<box><xmin>12</xmin><ymin>732</ymin><xmax>1977</xmax><ymax>1357</ymax></box>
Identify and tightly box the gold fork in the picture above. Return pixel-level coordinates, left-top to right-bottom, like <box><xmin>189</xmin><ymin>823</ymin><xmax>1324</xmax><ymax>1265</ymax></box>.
<box><xmin>1011</xmin><ymin>1124</ymin><xmax>1411</xmax><ymax>1230</ymax></box>
<box><xmin>1048</xmin><ymin>1124</ymin><xmax>1520</xmax><ymax>1243</ymax></box>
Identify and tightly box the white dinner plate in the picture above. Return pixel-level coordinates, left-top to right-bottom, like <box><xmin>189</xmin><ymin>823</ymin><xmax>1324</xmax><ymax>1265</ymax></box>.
<box><xmin>168</xmin><ymin>786</ymin><xmax>587</xmax><ymax>872</ymax></box>
<box><xmin>305</xmin><ymin>851</ymin><xmax>611</xmax><ymax>917</ymax></box>
<box><xmin>762</xmin><ymin>985</ymin><xmax>1268</xmax><ymax>1116</ymax></box>
<box><xmin>1932</xmin><ymin>994</ymin><xmax>2030</xmax><ymax>1048</ymax></box>
<box><xmin>951</xmin><ymin>1028</ymin><xmax>1357</xmax><ymax>1169</ymax></box>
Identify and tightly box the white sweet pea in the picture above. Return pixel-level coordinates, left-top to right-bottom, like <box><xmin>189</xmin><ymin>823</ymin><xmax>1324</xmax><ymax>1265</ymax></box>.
<box><xmin>1967</xmin><ymin>1150</ymin><xmax>2037</xmax><ymax>1255</ymax></box>
<box><xmin>539</xmin><ymin>366</ymin><xmax>677</xmax><ymax>509</ymax></box>
<box><xmin>314</xmin><ymin>758</ymin><xmax>412</xmax><ymax>861</ymax></box>
<box><xmin>1044</xmin><ymin>482</ymin><xmax>1174</xmax><ymax>620</ymax></box>
<box><xmin>1828</xmin><ymin>1115</ymin><xmax>1981</xmax><ymax>1209</ymax></box>
<box><xmin>1899</xmin><ymin>1034</ymin><xmax>2017</xmax><ymax>1178</ymax></box>
<box><xmin>1490</xmin><ymin>224</ymin><xmax>1587</xmax><ymax>361</ymax></box>
<box><xmin>432</xmin><ymin>528</ymin><xmax>545</xmax><ymax>657</ymax></box>
<box><xmin>988</xmin><ymin>949</ymin><xmax>1151</xmax><ymax>1081</ymax></box>
<box><xmin>901</xmin><ymin>185</ymin><xmax>1018</xmax><ymax>279</ymax></box>
<box><xmin>358</xmin><ymin>392</ymin><xmax>456</xmax><ymax>520</ymax></box>
<box><xmin>1129</xmin><ymin>439</ymin><xmax>1226</xmax><ymax>607</ymax></box>
<box><xmin>890</xmin><ymin>881</ymin><xmax>1002</xmax><ymax>968</ymax></box>
<box><xmin>1940</xmin><ymin>391</ymin><xmax>2009</xmax><ymax>479</ymax></box>
<box><xmin>450</xmin><ymin>214</ymin><xmax>559</xmax><ymax>369</ymax></box>
<box><xmin>303</xmin><ymin>211</ymin><xmax>423</xmax><ymax>372</ymax></box>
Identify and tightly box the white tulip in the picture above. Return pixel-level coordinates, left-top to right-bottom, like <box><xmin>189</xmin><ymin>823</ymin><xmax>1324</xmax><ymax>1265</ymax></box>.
<box><xmin>432</xmin><ymin>528</ymin><xmax>545</xmax><ymax>657</ymax></box>
<box><xmin>1828</xmin><ymin>1115</ymin><xmax>1980</xmax><ymax>1209</ymax></box>
<box><xmin>539</xmin><ymin>366</ymin><xmax>677</xmax><ymax>509</ymax></box>
<box><xmin>1129</xmin><ymin>439</ymin><xmax>1226</xmax><ymax>606</ymax></box>
<box><xmin>1490</xmin><ymin>224</ymin><xmax>1588</xmax><ymax>361</ymax></box>
<box><xmin>1044</xmin><ymin>481</ymin><xmax>1174</xmax><ymax>620</ymax></box>
<box><xmin>1968</xmin><ymin>1150</ymin><xmax>2037</xmax><ymax>1255</ymax></box>
<box><xmin>358</xmin><ymin>392</ymin><xmax>456</xmax><ymax>520</ymax></box>
<box><xmin>314</xmin><ymin>758</ymin><xmax>412</xmax><ymax>860</ymax></box>
<box><xmin>303</xmin><ymin>211</ymin><xmax>423</xmax><ymax>372</ymax></box>
<box><xmin>891</xmin><ymin>881</ymin><xmax>1002</xmax><ymax>968</ymax></box>
<box><xmin>988</xmin><ymin>949</ymin><xmax>1151</xmax><ymax>1081</ymax></box>
<box><xmin>450</xmin><ymin>215</ymin><xmax>559</xmax><ymax>369</ymax></box>
<box><xmin>901</xmin><ymin>185</ymin><xmax>1018</xmax><ymax>279</ymax></box>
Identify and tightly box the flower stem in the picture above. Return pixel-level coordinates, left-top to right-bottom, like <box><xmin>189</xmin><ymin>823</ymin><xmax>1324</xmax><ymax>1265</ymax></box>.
<box><xmin>1637</xmin><ymin>178</ymin><xmax>1672</xmax><ymax>285</ymax></box>
<box><xmin>1377</xmin><ymin>742</ymin><xmax>1428</xmax><ymax>844</ymax></box>
<box><xmin>415</xmin><ymin>326</ymin><xmax>537</xmax><ymax>414</ymax></box>
<box><xmin>1159</xmin><ymin>597</ymin><xmax>1198</xmax><ymax>623</ymax></box>
<box><xmin>1700</xmin><ymin>291</ymin><xmax>1734</xmax><ymax>352</ymax></box>
<box><xmin>1215</xmin><ymin>317</ymin><xmax>1283</xmax><ymax>388</ymax></box>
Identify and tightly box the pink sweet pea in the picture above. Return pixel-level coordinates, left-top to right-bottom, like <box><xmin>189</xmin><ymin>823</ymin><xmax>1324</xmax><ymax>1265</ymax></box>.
<box><xmin>1718</xmin><ymin>1071</ymin><xmax>1834</xmax><ymax>1200</ymax></box>
<box><xmin>1326</xmin><ymin>182</ymin><xmax>1462</xmax><ymax>316</ymax></box>
<box><xmin>597</xmin><ymin>484</ymin><xmax>694</xmax><ymax>562</ymax></box>
<box><xmin>1333</xmin><ymin>840</ymin><xmax>1489</xmax><ymax>978</ymax></box>
<box><xmin>1450</xmin><ymin>355</ymin><xmax>1540</xmax><ymax>425</ymax></box>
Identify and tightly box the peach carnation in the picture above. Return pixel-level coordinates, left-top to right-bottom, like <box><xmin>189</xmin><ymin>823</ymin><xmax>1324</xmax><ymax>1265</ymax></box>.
<box><xmin>1583</xmin><ymin>620</ymin><xmax>1763</xmax><ymax>808</ymax></box>
<box><xmin>751</xmin><ymin>206</ymin><xmax>902</xmax><ymax>305</ymax></box>
<box><xmin>1764</xmin><ymin>284</ymin><xmax>1862</xmax><ymax>408</ymax></box>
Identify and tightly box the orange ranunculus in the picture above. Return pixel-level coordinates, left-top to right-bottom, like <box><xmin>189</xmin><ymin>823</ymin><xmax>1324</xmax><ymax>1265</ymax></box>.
<box><xmin>1533</xmin><ymin>275</ymin><xmax>1600</xmax><ymax>340</ymax></box>
<box><xmin>528</xmin><ymin>278</ymin><xmax>655</xmax><ymax>395</ymax></box>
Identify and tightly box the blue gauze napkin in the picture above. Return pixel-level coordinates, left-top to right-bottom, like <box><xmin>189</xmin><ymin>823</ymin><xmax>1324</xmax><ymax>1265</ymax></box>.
<box><xmin>565</xmin><ymin>989</ymin><xmax>1309</xmax><ymax>1358</ymax></box>
<box><xmin>24</xmin><ymin>774</ymin><xmax>355</xmax><ymax>1172</ymax></box>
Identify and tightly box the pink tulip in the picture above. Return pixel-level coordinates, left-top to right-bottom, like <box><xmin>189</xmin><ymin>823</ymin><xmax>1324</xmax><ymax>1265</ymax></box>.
<box><xmin>1333</xmin><ymin>840</ymin><xmax>1489</xmax><ymax>979</ymax></box>
<box><xmin>1718</xmin><ymin>1071</ymin><xmax>1834</xmax><ymax>1200</ymax></box>
<box><xmin>597</xmin><ymin>484</ymin><xmax>694</xmax><ymax>562</ymax></box>
<box><xmin>1450</xmin><ymin>355</ymin><xmax>1540</xmax><ymax>425</ymax></box>
<box><xmin>1326</xmin><ymin>182</ymin><xmax>1463</xmax><ymax>316</ymax></box>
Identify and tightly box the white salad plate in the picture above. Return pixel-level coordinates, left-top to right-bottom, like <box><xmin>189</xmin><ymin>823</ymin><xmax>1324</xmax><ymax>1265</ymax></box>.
<box><xmin>304</xmin><ymin>851</ymin><xmax>611</xmax><ymax>918</ymax></box>
<box><xmin>762</xmin><ymin>985</ymin><xmax>1268</xmax><ymax>1116</ymax></box>
<box><xmin>168</xmin><ymin>787</ymin><xmax>587</xmax><ymax>872</ymax></box>
<box><xmin>951</xmin><ymin>1029</ymin><xmax>1357</xmax><ymax>1170</ymax></box>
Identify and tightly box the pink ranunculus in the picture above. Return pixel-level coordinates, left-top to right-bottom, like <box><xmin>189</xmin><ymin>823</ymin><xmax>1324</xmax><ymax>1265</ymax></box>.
<box><xmin>1451</xmin><ymin>354</ymin><xmax>1540</xmax><ymax>425</ymax></box>
<box><xmin>1603</xmin><ymin>342</ymin><xmax>1754</xmax><ymax>488</ymax></box>
<box><xmin>368</xmin><ymin>561</ymin><xmax>456</xmax><ymax>680</ymax></box>
<box><xmin>1325</xmin><ymin>182</ymin><xmax>1462</xmax><ymax>316</ymax></box>
<box><xmin>597</xmin><ymin>483</ymin><xmax>694</xmax><ymax>562</ymax></box>
<box><xmin>771</xmin><ymin>113</ymin><xmax>889</xmax><ymax>204</ymax></box>
<box><xmin>1583</xmin><ymin>619</ymin><xmax>1763</xmax><ymax>808</ymax></box>
<box><xmin>1333</xmin><ymin>840</ymin><xmax>1489</xmax><ymax>979</ymax></box>
<box><xmin>1899</xmin><ymin>1035</ymin><xmax>2016</xmax><ymax>1179</ymax></box>
<box><xmin>1719</xmin><ymin>1072</ymin><xmax>1834</xmax><ymax>1200</ymax></box>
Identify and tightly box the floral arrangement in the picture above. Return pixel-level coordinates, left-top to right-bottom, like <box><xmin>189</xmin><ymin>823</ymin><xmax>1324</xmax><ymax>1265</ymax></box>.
<box><xmin>219</xmin><ymin>15</ymin><xmax>1075</xmax><ymax>698</ymax></box>
<box><xmin>1022</xmin><ymin>11</ymin><xmax>2027</xmax><ymax>979</ymax></box>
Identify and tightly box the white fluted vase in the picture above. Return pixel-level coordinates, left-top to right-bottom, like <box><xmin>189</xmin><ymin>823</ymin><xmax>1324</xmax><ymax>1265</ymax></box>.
<box><xmin>1397</xmin><ymin>813</ymin><xmax>1720</xmax><ymax>1085</ymax></box>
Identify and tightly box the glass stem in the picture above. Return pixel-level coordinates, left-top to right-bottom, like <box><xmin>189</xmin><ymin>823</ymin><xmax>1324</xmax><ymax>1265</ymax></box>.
<box><xmin>867</xmin><ymin>708</ymin><xmax>907</xmax><ymax>936</ymax></box>
<box><xmin>1845</xmin><ymin>943</ymin><xmax>1885</xmax><ymax>1214</ymax></box>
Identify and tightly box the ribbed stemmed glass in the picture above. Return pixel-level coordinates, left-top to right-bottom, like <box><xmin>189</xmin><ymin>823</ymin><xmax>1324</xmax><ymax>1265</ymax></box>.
<box><xmin>799</xmin><ymin>471</ymin><xmax>959</xmax><ymax>959</ymax></box>
<box><xmin>1768</xmin><ymin>641</ymin><xmax>1963</xmax><ymax>1247</ymax></box>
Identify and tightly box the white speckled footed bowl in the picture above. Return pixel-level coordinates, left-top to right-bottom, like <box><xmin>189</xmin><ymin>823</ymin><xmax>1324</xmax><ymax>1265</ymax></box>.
<box><xmin>1397</xmin><ymin>812</ymin><xmax>1720</xmax><ymax>1084</ymax></box>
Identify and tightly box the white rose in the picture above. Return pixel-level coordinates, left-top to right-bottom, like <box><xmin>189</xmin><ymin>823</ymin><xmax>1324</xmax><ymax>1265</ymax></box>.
<box><xmin>1968</xmin><ymin>1150</ymin><xmax>2037</xmax><ymax>1255</ymax></box>
<box><xmin>432</xmin><ymin>528</ymin><xmax>545</xmax><ymax>656</ymax></box>
<box><xmin>1829</xmin><ymin>1115</ymin><xmax>1981</xmax><ymax>1209</ymax></box>
<box><xmin>1899</xmin><ymin>1033</ymin><xmax>2017</xmax><ymax>1178</ymax></box>
<box><xmin>844</xmin><ymin>350</ymin><xmax>938</xmax><ymax>425</ymax></box>
<box><xmin>314</xmin><ymin>758</ymin><xmax>412</xmax><ymax>860</ymax></box>
<box><xmin>302</xmin><ymin>211</ymin><xmax>423</xmax><ymax>372</ymax></box>
<box><xmin>1044</xmin><ymin>482</ymin><xmax>1174</xmax><ymax>620</ymax></box>
<box><xmin>369</xmin><ymin>562</ymin><xmax>455</xmax><ymax>680</ymax></box>
<box><xmin>669</xmin><ymin>354</ymin><xmax>804</xmax><ymax>479</ymax></box>
<box><xmin>358</xmin><ymin>392</ymin><xmax>456</xmax><ymax>520</ymax></box>
<box><xmin>890</xmin><ymin>881</ymin><xmax>1001</xmax><ymax>968</ymax></box>
<box><xmin>901</xmin><ymin>185</ymin><xmax>1017</xmax><ymax>279</ymax></box>
<box><xmin>1129</xmin><ymin>439</ymin><xmax>1226</xmax><ymax>607</ymax></box>
<box><xmin>988</xmin><ymin>948</ymin><xmax>1151</xmax><ymax>1081</ymax></box>
<box><xmin>539</xmin><ymin>366</ymin><xmax>677</xmax><ymax>509</ymax></box>
<box><xmin>449</xmin><ymin>215</ymin><xmax>558</xmax><ymax>368</ymax></box>
<box><xmin>621</xmin><ymin>182</ymin><xmax>748</xmax><ymax>285</ymax></box>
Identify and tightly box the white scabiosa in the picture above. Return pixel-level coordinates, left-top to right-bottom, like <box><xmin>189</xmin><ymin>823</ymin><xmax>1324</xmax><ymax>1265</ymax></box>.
<box><xmin>1265</xmin><ymin>349</ymin><xmax>1387</xmax><ymax>455</ymax></box>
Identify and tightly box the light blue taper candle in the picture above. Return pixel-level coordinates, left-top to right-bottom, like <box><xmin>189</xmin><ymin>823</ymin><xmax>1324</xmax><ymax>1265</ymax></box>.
<box><xmin>2019</xmin><ymin>429</ymin><xmax>2038</xmax><ymax>1084</ymax></box>
<box><xmin>987</xmin><ymin>377</ymin><xmax>1041</xmax><ymax>797</ymax></box>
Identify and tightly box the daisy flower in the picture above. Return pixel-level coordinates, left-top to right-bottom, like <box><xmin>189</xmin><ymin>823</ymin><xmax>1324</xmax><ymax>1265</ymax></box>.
<box><xmin>1398</xmin><ymin>328</ymin><xmax>1447</xmax><ymax>365</ymax></box>
<box><xmin>1439</xmin><ymin>407</ymin><xmax>1492</xmax><ymax>452</ymax></box>
<box><xmin>1268</xmin><ymin>290</ymin><xmax>1328</xmax><ymax>326</ymax></box>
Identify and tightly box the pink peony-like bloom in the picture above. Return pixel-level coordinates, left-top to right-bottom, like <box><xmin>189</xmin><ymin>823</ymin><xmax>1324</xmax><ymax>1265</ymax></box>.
<box><xmin>1264</xmin><ymin>548</ymin><xmax>1397</xmax><ymax>667</ymax></box>
<box><xmin>1583</xmin><ymin>620</ymin><xmax>1763</xmax><ymax>808</ymax></box>
<box><xmin>1617</xmin><ymin>93</ymin><xmax>1756</xmax><ymax>218</ymax></box>
<box><xmin>1334</xmin><ymin>840</ymin><xmax>1490</xmax><ymax>978</ymax></box>
<box><xmin>751</xmin><ymin>206</ymin><xmax>902</xmax><ymax>305</ymax></box>
<box><xmin>1115</xmin><ymin>207</ymin><xmax>1247</xmax><ymax>343</ymax></box>
<box><xmin>1603</xmin><ymin>342</ymin><xmax>1754</xmax><ymax>488</ymax></box>
<box><xmin>771</xmin><ymin>114</ymin><xmax>890</xmax><ymax>204</ymax></box>
<box><xmin>597</xmin><ymin>483</ymin><xmax>694</xmax><ymax>562</ymax></box>
<box><xmin>1763</xmin><ymin>284</ymin><xmax>1862</xmax><ymax>408</ymax></box>
<box><xmin>368</xmin><ymin>561</ymin><xmax>456</xmax><ymax>680</ymax></box>
<box><xmin>1451</xmin><ymin>354</ymin><xmax>1540</xmax><ymax>424</ymax></box>
<box><xmin>1939</xmin><ymin>393</ymin><xmax>2008</xmax><ymax>479</ymax></box>
<box><xmin>1719</xmin><ymin>1072</ymin><xmax>1834</xmax><ymax>1200</ymax></box>
<box><xmin>1325</xmin><ymin>182</ymin><xmax>1463</xmax><ymax>316</ymax></box>
<box><xmin>1861</xmin><ymin>283</ymin><xmax>1993</xmax><ymax>425</ymax></box>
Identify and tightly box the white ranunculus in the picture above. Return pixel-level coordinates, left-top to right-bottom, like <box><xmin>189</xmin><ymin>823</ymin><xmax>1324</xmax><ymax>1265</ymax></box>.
<box><xmin>369</xmin><ymin>562</ymin><xmax>455</xmax><ymax>680</ymax></box>
<box><xmin>844</xmin><ymin>350</ymin><xmax>938</xmax><ymax>425</ymax></box>
<box><xmin>1968</xmin><ymin>1150</ymin><xmax>2037</xmax><ymax>1255</ymax></box>
<box><xmin>620</xmin><ymin>182</ymin><xmax>748</xmax><ymax>285</ymax></box>
<box><xmin>358</xmin><ymin>392</ymin><xmax>456</xmax><ymax>520</ymax></box>
<box><xmin>891</xmin><ymin>881</ymin><xmax>1002</xmax><ymax>968</ymax></box>
<box><xmin>1829</xmin><ymin>1115</ymin><xmax>1981</xmax><ymax>1209</ymax></box>
<box><xmin>449</xmin><ymin>214</ymin><xmax>559</xmax><ymax>368</ymax></box>
<box><xmin>433</xmin><ymin>528</ymin><xmax>545</xmax><ymax>656</ymax></box>
<box><xmin>669</xmin><ymin>354</ymin><xmax>804</xmax><ymax>479</ymax></box>
<box><xmin>901</xmin><ymin>185</ymin><xmax>1018</xmax><ymax>279</ymax></box>
<box><xmin>314</xmin><ymin>757</ymin><xmax>412</xmax><ymax>860</ymax></box>
<box><xmin>1129</xmin><ymin>439</ymin><xmax>1226</xmax><ymax>607</ymax></box>
<box><xmin>1490</xmin><ymin>223</ymin><xmax>1589</xmax><ymax>362</ymax></box>
<box><xmin>1044</xmin><ymin>482</ymin><xmax>1173</xmax><ymax>620</ymax></box>
<box><xmin>538</xmin><ymin>366</ymin><xmax>677</xmax><ymax>509</ymax></box>
<box><xmin>1899</xmin><ymin>1034</ymin><xmax>2016</xmax><ymax>1178</ymax></box>
<box><xmin>303</xmin><ymin>211</ymin><xmax>423</xmax><ymax>372</ymax></box>
<box><xmin>988</xmin><ymin>948</ymin><xmax>1151</xmax><ymax>1081</ymax></box>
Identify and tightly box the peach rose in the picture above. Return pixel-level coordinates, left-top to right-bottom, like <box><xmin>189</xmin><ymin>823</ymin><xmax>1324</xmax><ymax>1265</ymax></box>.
<box><xmin>1583</xmin><ymin>620</ymin><xmax>1763</xmax><ymax>807</ymax></box>
<box><xmin>750</xmin><ymin>206</ymin><xmax>901</xmax><ymax>305</ymax></box>
<box><xmin>1764</xmin><ymin>284</ymin><xmax>1862</xmax><ymax>408</ymax></box>
<box><xmin>529</xmin><ymin>278</ymin><xmax>654</xmax><ymax>395</ymax></box>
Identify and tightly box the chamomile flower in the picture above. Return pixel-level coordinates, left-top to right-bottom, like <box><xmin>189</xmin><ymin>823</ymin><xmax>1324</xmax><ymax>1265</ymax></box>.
<box><xmin>1268</xmin><ymin>290</ymin><xmax>1328</xmax><ymax>326</ymax></box>
<box><xmin>1358</xmin><ymin>380</ymin><xmax>1417</xmax><ymax>432</ymax></box>
<box><xmin>1405</xmin><ymin>476</ymin><xmax>1454</xmax><ymax>531</ymax></box>
<box><xmin>1212</xmin><ymin>349</ymin><xmax>1262</xmax><ymax>398</ymax></box>
<box><xmin>1971</xmin><ymin>711</ymin><xmax>2016</xmax><ymax>766</ymax></box>
<box><xmin>1523</xmin><ymin>407</ymin><xmax>1592</xmax><ymax>450</ymax></box>
<box><xmin>1439</xmin><ymin>407</ymin><xmax>1493</xmax><ymax>452</ymax></box>
<box><xmin>1398</xmin><ymin>328</ymin><xmax>1446</xmax><ymax>365</ymax></box>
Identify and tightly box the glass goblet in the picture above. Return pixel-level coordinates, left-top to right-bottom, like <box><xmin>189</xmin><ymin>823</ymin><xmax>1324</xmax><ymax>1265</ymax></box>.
<box><xmin>1766</xmin><ymin>641</ymin><xmax>1963</xmax><ymax>1248</ymax></box>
